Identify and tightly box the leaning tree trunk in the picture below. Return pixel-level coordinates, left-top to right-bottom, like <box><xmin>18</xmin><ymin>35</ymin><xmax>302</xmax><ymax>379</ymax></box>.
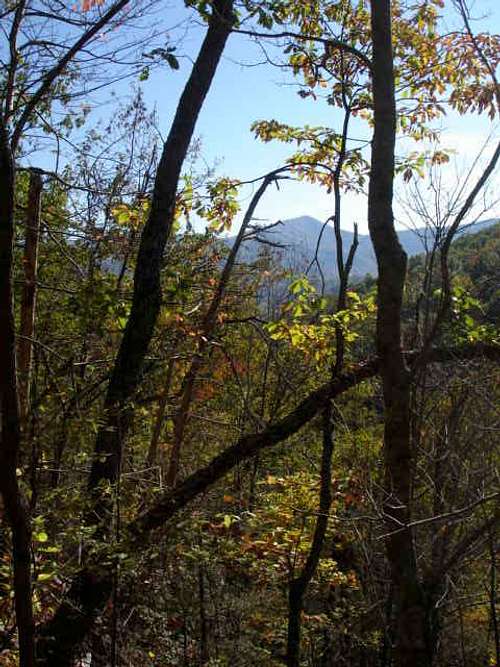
<box><xmin>87</xmin><ymin>0</ymin><xmax>235</xmax><ymax>501</ymax></box>
<box><xmin>368</xmin><ymin>2</ymin><xmax>428</xmax><ymax>665</ymax></box>
<box><xmin>36</xmin><ymin>2</ymin><xmax>235</xmax><ymax>664</ymax></box>
<box><xmin>166</xmin><ymin>169</ymin><xmax>282</xmax><ymax>486</ymax></box>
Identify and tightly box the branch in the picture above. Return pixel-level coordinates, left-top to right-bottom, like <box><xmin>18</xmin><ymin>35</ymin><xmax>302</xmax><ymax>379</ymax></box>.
<box><xmin>379</xmin><ymin>492</ymin><xmax>499</xmax><ymax>537</ymax></box>
<box><xmin>130</xmin><ymin>342</ymin><xmax>500</xmax><ymax>539</ymax></box>
<box><xmin>438</xmin><ymin>509</ymin><xmax>499</xmax><ymax>578</ymax></box>
<box><xmin>454</xmin><ymin>0</ymin><xmax>500</xmax><ymax>110</ymax></box>
<box><xmin>129</xmin><ymin>359</ymin><xmax>377</xmax><ymax>537</ymax></box>
<box><xmin>3</xmin><ymin>0</ymin><xmax>27</xmax><ymax>121</ymax></box>
<box><xmin>166</xmin><ymin>166</ymin><xmax>288</xmax><ymax>484</ymax></box>
<box><xmin>36</xmin><ymin>341</ymin><xmax>500</xmax><ymax>659</ymax></box>
<box><xmin>440</xmin><ymin>140</ymin><xmax>500</xmax><ymax>289</ymax></box>
<box><xmin>234</xmin><ymin>28</ymin><xmax>372</xmax><ymax>72</ymax></box>
<box><xmin>420</xmin><ymin>3</ymin><xmax>500</xmax><ymax>353</ymax></box>
<box><xmin>11</xmin><ymin>0</ymin><xmax>131</xmax><ymax>150</ymax></box>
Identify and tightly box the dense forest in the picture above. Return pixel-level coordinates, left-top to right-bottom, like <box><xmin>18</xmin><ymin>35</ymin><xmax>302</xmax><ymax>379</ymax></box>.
<box><xmin>0</xmin><ymin>0</ymin><xmax>499</xmax><ymax>666</ymax></box>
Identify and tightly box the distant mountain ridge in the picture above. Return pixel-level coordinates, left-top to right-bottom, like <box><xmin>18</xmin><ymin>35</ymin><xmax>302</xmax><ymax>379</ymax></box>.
<box><xmin>229</xmin><ymin>215</ymin><xmax>499</xmax><ymax>283</ymax></box>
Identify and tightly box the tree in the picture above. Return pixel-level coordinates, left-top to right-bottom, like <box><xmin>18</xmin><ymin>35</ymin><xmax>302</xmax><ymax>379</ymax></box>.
<box><xmin>1</xmin><ymin>0</ymin><xmax>499</xmax><ymax>665</ymax></box>
<box><xmin>0</xmin><ymin>1</ymin><xmax>175</xmax><ymax>663</ymax></box>
<box><xmin>35</xmin><ymin>1</ymin><xmax>237</xmax><ymax>663</ymax></box>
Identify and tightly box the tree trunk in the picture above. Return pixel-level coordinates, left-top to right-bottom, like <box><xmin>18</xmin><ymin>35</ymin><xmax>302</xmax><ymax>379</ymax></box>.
<box><xmin>166</xmin><ymin>170</ymin><xmax>280</xmax><ymax>486</ymax></box>
<box><xmin>88</xmin><ymin>0</ymin><xmax>235</xmax><ymax>502</ymax></box>
<box><xmin>368</xmin><ymin>2</ymin><xmax>428</xmax><ymax>665</ymax></box>
<box><xmin>146</xmin><ymin>351</ymin><xmax>177</xmax><ymax>468</ymax></box>
<box><xmin>489</xmin><ymin>527</ymin><xmax>499</xmax><ymax>667</ymax></box>
<box><xmin>18</xmin><ymin>169</ymin><xmax>42</xmax><ymax>428</ymax></box>
<box><xmin>0</xmin><ymin>125</ymin><xmax>35</xmax><ymax>666</ymax></box>
<box><xmin>18</xmin><ymin>170</ymin><xmax>43</xmax><ymax>426</ymax></box>
<box><xmin>286</xmin><ymin>404</ymin><xmax>334</xmax><ymax>666</ymax></box>
<box><xmin>285</xmin><ymin>98</ymin><xmax>357</xmax><ymax>659</ymax></box>
<box><xmin>198</xmin><ymin>566</ymin><xmax>209</xmax><ymax>664</ymax></box>
<box><xmin>36</xmin><ymin>2</ymin><xmax>235</xmax><ymax>663</ymax></box>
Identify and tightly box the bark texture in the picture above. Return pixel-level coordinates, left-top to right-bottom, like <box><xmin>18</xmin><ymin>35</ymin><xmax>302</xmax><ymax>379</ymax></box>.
<box><xmin>368</xmin><ymin>2</ymin><xmax>427</xmax><ymax>664</ymax></box>
<box><xmin>18</xmin><ymin>170</ymin><xmax>42</xmax><ymax>426</ymax></box>
<box><xmin>0</xmin><ymin>125</ymin><xmax>35</xmax><ymax>667</ymax></box>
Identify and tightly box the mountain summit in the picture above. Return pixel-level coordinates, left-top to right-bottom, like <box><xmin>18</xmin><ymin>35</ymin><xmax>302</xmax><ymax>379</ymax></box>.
<box><xmin>230</xmin><ymin>215</ymin><xmax>499</xmax><ymax>282</ymax></box>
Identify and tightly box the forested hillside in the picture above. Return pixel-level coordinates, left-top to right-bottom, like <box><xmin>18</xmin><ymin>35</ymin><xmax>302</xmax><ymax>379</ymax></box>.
<box><xmin>443</xmin><ymin>221</ymin><xmax>500</xmax><ymax>323</ymax></box>
<box><xmin>229</xmin><ymin>215</ymin><xmax>499</xmax><ymax>284</ymax></box>
<box><xmin>0</xmin><ymin>1</ymin><xmax>499</xmax><ymax>667</ymax></box>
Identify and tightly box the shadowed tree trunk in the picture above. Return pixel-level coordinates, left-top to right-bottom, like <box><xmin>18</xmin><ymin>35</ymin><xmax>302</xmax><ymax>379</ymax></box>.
<box><xmin>1</xmin><ymin>2</ymin><xmax>152</xmax><ymax>662</ymax></box>
<box><xmin>0</xmin><ymin>123</ymin><xmax>35</xmax><ymax>667</ymax></box>
<box><xmin>146</xmin><ymin>350</ymin><xmax>177</xmax><ymax>468</ymax></box>
<box><xmin>18</xmin><ymin>169</ymin><xmax>42</xmax><ymax>428</ymax></box>
<box><xmin>368</xmin><ymin>1</ymin><xmax>428</xmax><ymax>665</ymax></box>
<box><xmin>285</xmin><ymin>87</ymin><xmax>358</xmax><ymax>660</ymax></box>
<box><xmin>87</xmin><ymin>0</ymin><xmax>235</xmax><ymax>501</ymax></box>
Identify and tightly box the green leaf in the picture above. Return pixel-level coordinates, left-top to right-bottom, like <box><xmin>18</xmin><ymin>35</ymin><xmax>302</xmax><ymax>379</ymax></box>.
<box><xmin>34</xmin><ymin>531</ymin><xmax>48</xmax><ymax>543</ymax></box>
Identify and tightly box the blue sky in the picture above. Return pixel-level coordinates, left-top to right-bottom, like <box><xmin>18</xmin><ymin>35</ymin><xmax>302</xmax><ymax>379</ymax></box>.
<box><xmin>44</xmin><ymin>0</ymin><xmax>500</xmax><ymax>233</ymax></box>
<box><xmin>144</xmin><ymin>0</ymin><xmax>500</xmax><ymax>233</ymax></box>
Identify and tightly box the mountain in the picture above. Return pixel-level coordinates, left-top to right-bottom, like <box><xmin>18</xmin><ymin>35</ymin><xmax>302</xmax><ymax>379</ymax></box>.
<box><xmin>229</xmin><ymin>215</ymin><xmax>499</xmax><ymax>284</ymax></box>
